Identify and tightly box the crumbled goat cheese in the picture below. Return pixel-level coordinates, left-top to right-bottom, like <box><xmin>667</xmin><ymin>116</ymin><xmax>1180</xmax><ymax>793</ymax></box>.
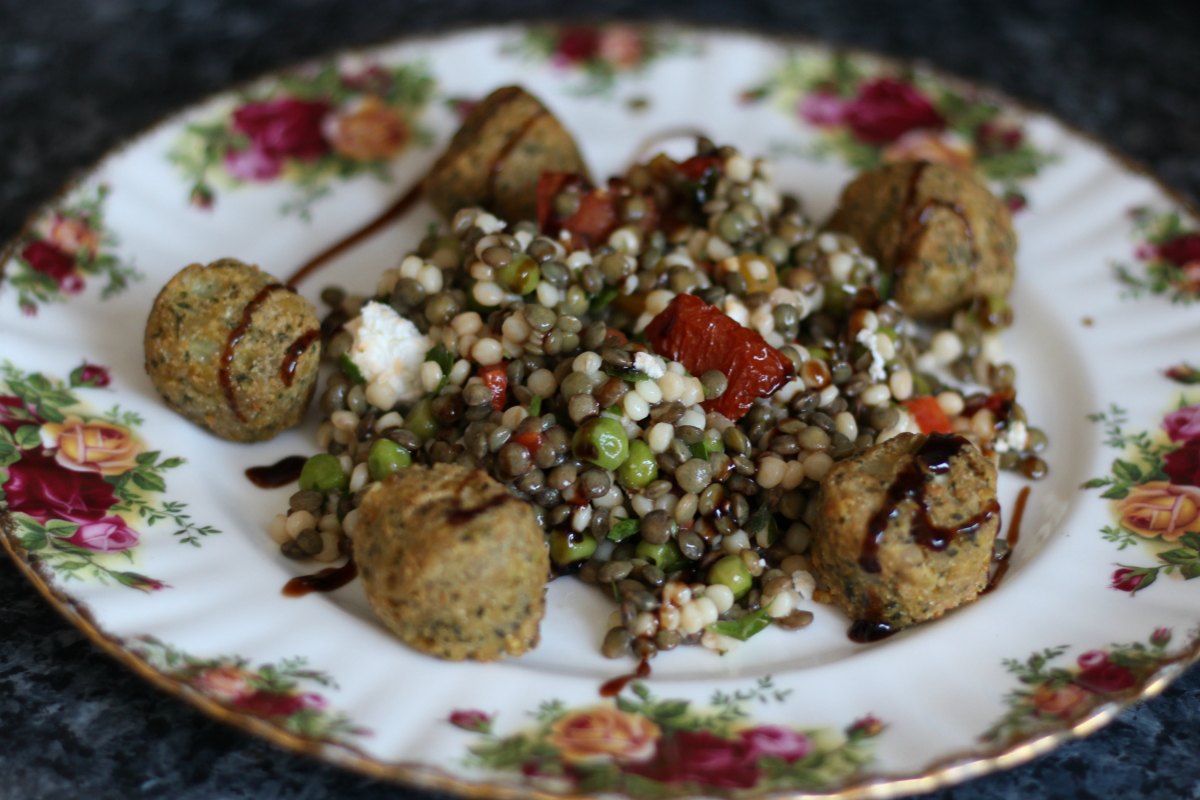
<box><xmin>633</xmin><ymin>352</ymin><xmax>667</xmax><ymax>379</ymax></box>
<box><xmin>993</xmin><ymin>420</ymin><xmax>1029</xmax><ymax>454</ymax></box>
<box><xmin>855</xmin><ymin>326</ymin><xmax>888</xmax><ymax>382</ymax></box>
<box><xmin>473</xmin><ymin>212</ymin><xmax>506</xmax><ymax>234</ymax></box>
<box><xmin>345</xmin><ymin>302</ymin><xmax>430</xmax><ymax>410</ymax></box>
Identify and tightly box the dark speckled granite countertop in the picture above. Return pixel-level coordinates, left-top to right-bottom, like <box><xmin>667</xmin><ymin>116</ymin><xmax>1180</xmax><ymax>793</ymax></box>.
<box><xmin>2</xmin><ymin>1</ymin><xmax>1200</xmax><ymax>798</ymax></box>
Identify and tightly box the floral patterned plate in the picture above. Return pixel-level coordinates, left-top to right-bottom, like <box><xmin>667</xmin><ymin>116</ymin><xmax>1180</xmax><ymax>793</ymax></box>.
<box><xmin>3</xmin><ymin>24</ymin><xmax>1200</xmax><ymax>800</ymax></box>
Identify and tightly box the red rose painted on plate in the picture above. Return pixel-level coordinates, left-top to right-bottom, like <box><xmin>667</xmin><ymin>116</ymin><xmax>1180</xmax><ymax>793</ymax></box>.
<box><xmin>1086</xmin><ymin>395</ymin><xmax>1200</xmax><ymax>592</ymax></box>
<box><xmin>4</xmin><ymin>185</ymin><xmax>140</xmax><ymax>314</ymax></box>
<box><xmin>1116</xmin><ymin>208</ymin><xmax>1200</xmax><ymax>303</ymax></box>
<box><xmin>4</xmin><ymin>449</ymin><xmax>118</xmax><ymax>524</ymax></box>
<box><xmin>449</xmin><ymin>709</ymin><xmax>493</xmax><ymax>733</ymax></box>
<box><xmin>985</xmin><ymin>630</ymin><xmax>1177</xmax><ymax>745</ymax></box>
<box><xmin>504</xmin><ymin>25</ymin><xmax>692</xmax><ymax>96</ymax></box>
<box><xmin>1164</xmin><ymin>440</ymin><xmax>1200</xmax><ymax>486</ymax></box>
<box><xmin>231</xmin><ymin>98</ymin><xmax>331</xmax><ymax>163</ymax></box>
<box><xmin>133</xmin><ymin>637</ymin><xmax>366</xmax><ymax>743</ymax></box>
<box><xmin>21</xmin><ymin>241</ymin><xmax>80</xmax><ymax>289</ymax></box>
<box><xmin>842</xmin><ymin>77</ymin><xmax>943</xmax><ymax>145</ymax></box>
<box><xmin>168</xmin><ymin>58</ymin><xmax>433</xmax><ymax>217</ymax></box>
<box><xmin>743</xmin><ymin>52</ymin><xmax>1054</xmax><ymax>205</ymax></box>
<box><xmin>0</xmin><ymin>364</ymin><xmax>219</xmax><ymax>590</ymax></box>
<box><xmin>628</xmin><ymin>729</ymin><xmax>761</xmax><ymax>789</ymax></box>
<box><xmin>459</xmin><ymin>677</ymin><xmax>882</xmax><ymax>795</ymax></box>
<box><xmin>69</xmin><ymin>362</ymin><xmax>112</xmax><ymax>389</ymax></box>
<box><xmin>1073</xmin><ymin>651</ymin><xmax>1137</xmax><ymax>694</ymax></box>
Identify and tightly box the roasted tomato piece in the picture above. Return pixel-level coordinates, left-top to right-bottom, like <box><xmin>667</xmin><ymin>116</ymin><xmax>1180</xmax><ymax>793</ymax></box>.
<box><xmin>536</xmin><ymin>172</ymin><xmax>618</xmax><ymax>245</ymax></box>
<box><xmin>645</xmin><ymin>293</ymin><xmax>793</xmax><ymax>421</ymax></box>
<box><xmin>538</xmin><ymin>173</ymin><xmax>657</xmax><ymax>247</ymax></box>
<box><xmin>903</xmin><ymin>396</ymin><xmax>953</xmax><ymax>435</ymax></box>
<box><xmin>477</xmin><ymin>363</ymin><xmax>509</xmax><ymax>411</ymax></box>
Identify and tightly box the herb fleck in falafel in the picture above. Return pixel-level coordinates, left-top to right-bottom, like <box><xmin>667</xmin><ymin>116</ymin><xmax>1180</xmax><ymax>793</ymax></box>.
<box><xmin>144</xmin><ymin>258</ymin><xmax>321</xmax><ymax>442</ymax></box>
<box><xmin>810</xmin><ymin>432</ymin><xmax>1000</xmax><ymax>631</ymax></box>
<box><xmin>827</xmin><ymin>160</ymin><xmax>1016</xmax><ymax>318</ymax></box>
<box><xmin>352</xmin><ymin>463</ymin><xmax>549</xmax><ymax>661</ymax></box>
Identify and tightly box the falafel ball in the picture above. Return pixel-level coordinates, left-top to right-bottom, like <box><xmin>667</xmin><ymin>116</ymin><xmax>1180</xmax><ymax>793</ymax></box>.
<box><xmin>424</xmin><ymin>85</ymin><xmax>588</xmax><ymax>223</ymax></box>
<box><xmin>144</xmin><ymin>258</ymin><xmax>321</xmax><ymax>442</ymax></box>
<box><xmin>810</xmin><ymin>432</ymin><xmax>1000</xmax><ymax>631</ymax></box>
<box><xmin>351</xmin><ymin>463</ymin><xmax>549</xmax><ymax>661</ymax></box>
<box><xmin>826</xmin><ymin>160</ymin><xmax>1016</xmax><ymax>318</ymax></box>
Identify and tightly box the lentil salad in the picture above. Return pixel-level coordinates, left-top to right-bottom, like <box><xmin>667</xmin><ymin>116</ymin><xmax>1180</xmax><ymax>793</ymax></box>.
<box><xmin>268</xmin><ymin>132</ymin><xmax>1047</xmax><ymax>663</ymax></box>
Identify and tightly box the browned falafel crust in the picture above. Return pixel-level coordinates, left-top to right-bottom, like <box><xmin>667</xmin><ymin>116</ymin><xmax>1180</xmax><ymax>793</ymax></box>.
<box><xmin>144</xmin><ymin>258</ymin><xmax>321</xmax><ymax>442</ymax></box>
<box><xmin>423</xmin><ymin>85</ymin><xmax>588</xmax><ymax>223</ymax></box>
<box><xmin>827</xmin><ymin>160</ymin><xmax>1016</xmax><ymax>318</ymax></box>
<box><xmin>810</xmin><ymin>432</ymin><xmax>1000</xmax><ymax>632</ymax></box>
<box><xmin>352</xmin><ymin>463</ymin><xmax>549</xmax><ymax>661</ymax></box>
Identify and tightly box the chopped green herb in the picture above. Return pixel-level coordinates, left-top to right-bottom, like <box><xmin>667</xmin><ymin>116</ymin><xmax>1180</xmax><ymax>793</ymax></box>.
<box><xmin>745</xmin><ymin>505</ymin><xmax>779</xmax><ymax>545</ymax></box>
<box><xmin>425</xmin><ymin>344</ymin><xmax>455</xmax><ymax>374</ymax></box>
<box><xmin>603</xmin><ymin>363</ymin><xmax>650</xmax><ymax>382</ymax></box>
<box><xmin>708</xmin><ymin>608</ymin><xmax>771</xmax><ymax>641</ymax></box>
<box><xmin>338</xmin><ymin>354</ymin><xmax>365</xmax><ymax>384</ymax></box>
<box><xmin>529</xmin><ymin>394</ymin><xmax>543</xmax><ymax>416</ymax></box>
<box><xmin>590</xmin><ymin>286</ymin><xmax>620</xmax><ymax>314</ymax></box>
<box><xmin>607</xmin><ymin>518</ymin><xmax>640</xmax><ymax>542</ymax></box>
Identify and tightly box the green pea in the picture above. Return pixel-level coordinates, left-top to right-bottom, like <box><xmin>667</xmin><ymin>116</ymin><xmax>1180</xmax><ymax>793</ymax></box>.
<box><xmin>368</xmin><ymin>438</ymin><xmax>412</xmax><ymax>480</ymax></box>
<box><xmin>617</xmin><ymin>440</ymin><xmax>658</xmax><ymax>489</ymax></box>
<box><xmin>550</xmin><ymin>531</ymin><xmax>597</xmax><ymax>565</ymax></box>
<box><xmin>572</xmin><ymin>417</ymin><xmax>630</xmax><ymax>470</ymax></box>
<box><xmin>403</xmin><ymin>397</ymin><xmax>438</xmax><ymax>441</ymax></box>
<box><xmin>299</xmin><ymin>454</ymin><xmax>348</xmax><ymax>493</ymax></box>
<box><xmin>708</xmin><ymin>554</ymin><xmax>753</xmax><ymax>599</ymax></box>
<box><xmin>496</xmin><ymin>253</ymin><xmax>540</xmax><ymax>295</ymax></box>
<box><xmin>635</xmin><ymin>540</ymin><xmax>684</xmax><ymax>571</ymax></box>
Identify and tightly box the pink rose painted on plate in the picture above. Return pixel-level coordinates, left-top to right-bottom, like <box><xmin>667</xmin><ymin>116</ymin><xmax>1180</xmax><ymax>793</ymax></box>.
<box><xmin>65</xmin><ymin>515</ymin><xmax>140</xmax><ymax>552</ymax></box>
<box><xmin>459</xmin><ymin>678</ymin><xmax>882</xmax><ymax>794</ymax></box>
<box><xmin>1162</xmin><ymin>405</ymin><xmax>1200</xmax><ymax>442</ymax></box>
<box><xmin>168</xmin><ymin>59</ymin><xmax>433</xmax><ymax>215</ymax></box>
<box><xmin>1</xmin><ymin>365</ymin><xmax>219</xmax><ymax>589</ymax></box>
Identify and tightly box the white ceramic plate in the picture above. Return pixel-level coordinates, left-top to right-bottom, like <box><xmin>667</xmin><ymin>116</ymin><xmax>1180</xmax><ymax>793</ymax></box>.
<box><xmin>4</xmin><ymin>24</ymin><xmax>1200</xmax><ymax>799</ymax></box>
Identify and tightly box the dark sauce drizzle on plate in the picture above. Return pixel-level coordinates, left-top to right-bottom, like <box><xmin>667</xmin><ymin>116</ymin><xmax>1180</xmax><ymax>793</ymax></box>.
<box><xmin>286</xmin><ymin>182</ymin><xmax>426</xmax><ymax>287</ymax></box>
<box><xmin>282</xmin><ymin>559</ymin><xmax>359</xmax><ymax>597</ymax></box>
<box><xmin>983</xmin><ymin>485</ymin><xmax>1030</xmax><ymax>594</ymax></box>
<box><xmin>245</xmin><ymin>455</ymin><xmax>307</xmax><ymax>488</ymax></box>
<box><xmin>599</xmin><ymin>658</ymin><xmax>652</xmax><ymax>697</ymax></box>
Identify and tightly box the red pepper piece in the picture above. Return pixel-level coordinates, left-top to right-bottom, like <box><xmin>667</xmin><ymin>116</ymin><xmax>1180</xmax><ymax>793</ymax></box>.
<box><xmin>605</xmin><ymin>327</ymin><xmax>629</xmax><ymax>345</ymax></box>
<box><xmin>961</xmin><ymin>387</ymin><xmax>1015</xmax><ymax>422</ymax></box>
<box><xmin>536</xmin><ymin>172</ymin><xmax>616</xmax><ymax>245</ymax></box>
<box><xmin>536</xmin><ymin>172</ymin><xmax>575</xmax><ymax>232</ymax></box>
<box><xmin>676</xmin><ymin>154</ymin><xmax>723</xmax><ymax>182</ymax></box>
<box><xmin>537</xmin><ymin>173</ymin><xmax>657</xmax><ymax>248</ymax></box>
<box><xmin>513</xmin><ymin>430</ymin><xmax>546</xmax><ymax>455</ymax></box>
<box><xmin>567</xmin><ymin>191</ymin><xmax>619</xmax><ymax>245</ymax></box>
<box><xmin>477</xmin><ymin>363</ymin><xmax>509</xmax><ymax>411</ymax></box>
<box><xmin>903</xmin><ymin>397</ymin><xmax>953</xmax><ymax>435</ymax></box>
<box><xmin>644</xmin><ymin>294</ymin><xmax>793</xmax><ymax>421</ymax></box>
